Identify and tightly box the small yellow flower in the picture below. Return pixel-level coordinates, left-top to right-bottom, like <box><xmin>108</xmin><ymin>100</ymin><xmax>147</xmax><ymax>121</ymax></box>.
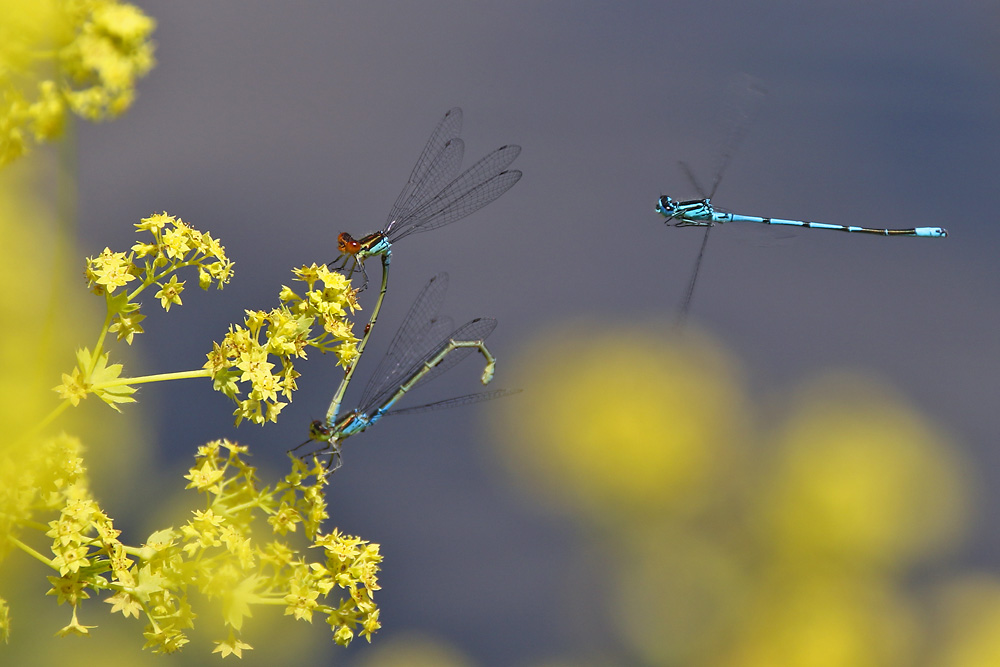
<box><xmin>55</xmin><ymin>609</ymin><xmax>96</xmax><ymax>637</ymax></box>
<box><xmin>161</xmin><ymin>224</ymin><xmax>194</xmax><ymax>259</ymax></box>
<box><xmin>293</xmin><ymin>264</ymin><xmax>322</xmax><ymax>287</ymax></box>
<box><xmin>131</xmin><ymin>240</ymin><xmax>157</xmax><ymax>257</ymax></box>
<box><xmin>155</xmin><ymin>274</ymin><xmax>184</xmax><ymax>311</ymax></box>
<box><xmin>109</xmin><ymin>311</ymin><xmax>145</xmax><ymax>344</ymax></box>
<box><xmin>213</xmin><ymin>633</ymin><xmax>253</xmax><ymax>659</ymax></box>
<box><xmin>105</xmin><ymin>591</ymin><xmax>142</xmax><ymax>618</ymax></box>
<box><xmin>136</xmin><ymin>211</ymin><xmax>174</xmax><ymax>232</ymax></box>
<box><xmin>54</xmin><ymin>368</ymin><xmax>88</xmax><ymax>405</ymax></box>
<box><xmin>46</xmin><ymin>573</ymin><xmax>91</xmax><ymax>605</ymax></box>
<box><xmin>268</xmin><ymin>503</ymin><xmax>302</xmax><ymax>535</ymax></box>
<box><xmin>360</xmin><ymin>608</ymin><xmax>380</xmax><ymax>641</ymax></box>
<box><xmin>332</xmin><ymin>624</ymin><xmax>354</xmax><ymax>646</ymax></box>
<box><xmin>184</xmin><ymin>460</ymin><xmax>225</xmax><ymax>491</ymax></box>
<box><xmin>283</xmin><ymin>583</ymin><xmax>320</xmax><ymax>622</ymax></box>
<box><xmin>324</xmin><ymin>318</ymin><xmax>356</xmax><ymax>342</ymax></box>
<box><xmin>88</xmin><ymin>247</ymin><xmax>137</xmax><ymax>291</ymax></box>
<box><xmin>51</xmin><ymin>545</ymin><xmax>90</xmax><ymax>575</ymax></box>
<box><xmin>142</xmin><ymin>626</ymin><xmax>190</xmax><ymax>654</ymax></box>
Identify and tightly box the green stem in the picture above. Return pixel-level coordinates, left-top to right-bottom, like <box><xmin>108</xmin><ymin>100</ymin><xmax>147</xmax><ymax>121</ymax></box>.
<box><xmin>249</xmin><ymin>596</ymin><xmax>289</xmax><ymax>607</ymax></box>
<box><xmin>127</xmin><ymin>260</ymin><xmax>199</xmax><ymax>302</ymax></box>
<box><xmin>30</xmin><ymin>399</ymin><xmax>72</xmax><ymax>436</ymax></box>
<box><xmin>325</xmin><ymin>255</ymin><xmax>390</xmax><ymax>424</ymax></box>
<box><xmin>6</xmin><ymin>535</ymin><xmax>56</xmax><ymax>569</ymax></box>
<box><xmin>93</xmin><ymin>368</ymin><xmax>212</xmax><ymax>388</ymax></box>
<box><xmin>90</xmin><ymin>309</ymin><xmax>114</xmax><ymax>373</ymax></box>
<box><xmin>224</xmin><ymin>499</ymin><xmax>263</xmax><ymax>515</ymax></box>
<box><xmin>35</xmin><ymin>113</ymin><xmax>77</xmax><ymax>395</ymax></box>
<box><xmin>21</xmin><ymin>520</ymin><xmax>50</xmax><ymax>532</ymax></box>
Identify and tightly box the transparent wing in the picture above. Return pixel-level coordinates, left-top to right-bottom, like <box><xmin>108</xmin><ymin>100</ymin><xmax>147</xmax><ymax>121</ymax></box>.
<box><xmin>358</xmin><ymin>272</ymin><xmax>449</xmax><ymax>408</ymax></box>
<box><xmin>705</xmin><ymin>74</ymin><xmax>767</xmax><ymax>199</ymax></box>
<box><xmin>385</xmin><ymin>138</ymin><xmax>465</xmax><ymax>234</ymax></box>
<box><xmin>386</xmin><ymin>388</ymin><xmax>521</xmax><ymax>416</ymax></box>
<box><xmin>386</xmin><ymin>145</ymin><xmax>522</xmax><ymax>242</ymax></box>
<box><xmin>675</xmin><ymin>75</ymin><xmax>767</xmax><ymax>321</ymax></box>
<box><xmin>384</xmin><ymin>108</ymin><xmax>463</xmax><ymax>231</ymax></box>
<box><xmin>360</xmin><ymin>317</ymin><xmax>498</xmax><ymax>415</ymax></box>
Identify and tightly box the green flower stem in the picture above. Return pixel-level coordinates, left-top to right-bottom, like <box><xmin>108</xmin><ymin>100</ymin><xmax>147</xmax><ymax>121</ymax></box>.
<box><xmin>248</xmin><ymin>596</ymin><xmax>289</xmax><ymax>607</ymax></box>
<box><xmin>124</xmin><ymin>258</ymin><xmax>198</xmax><ymax>304</ymax></box>
<box><xmin>36</xmin><ymin>114</ymin><xmax>78</xmax><ymax>389</ymax></box>
<box><xmin>89</xmin><ymin>310</ymin><xmax>115</xmax><ymax>373</ymax></box>
<box><xmin>29</xmin><ymin>400</ymin><xmax>73</xmax><ymax>439</ymax></box>
<box><xmin>6</xmin><ymin>535</ymin><xmax>57</xmax><ymax>569</ymax></box>
<box><xmin>325</xmin><ymin>255</ymin><xmax>390</xmax><ymax>425</ymax></box>
<box><xmin>93</xmin><ymin>368</ymin><xmax>212</xmax><ymax>388</ymax></box>
<box><xmin>222</xmin><ymin>499</ymin><xmax>263</xmax><ymax>515</ymax></box>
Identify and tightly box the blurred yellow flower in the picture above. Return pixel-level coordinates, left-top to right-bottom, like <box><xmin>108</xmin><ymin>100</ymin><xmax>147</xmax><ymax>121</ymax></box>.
<box><xmin>354</xmin><ymin>632</ymin><xmax>476</xmax><ymax>667</ymax></box>
<box><xmin>720</xmin><ymin>577</ymin><xmax>918</xmax><ymax>667</ymax></box>
<box><xmin>934</xmin><ymin>576</ymin><xmax>1000</xmax><ymax>667</ymax></box>
<box><xmin>760</xmin><ymin>372</ymin><xmax>968</xmax><ymax>571</ymax></box>
<box><xmin>495</xmin><ymin>323</ymin><xmax>747</xmax><ymax>522</ymax></box>
<box><xmin>493</xmin><ymin>324</ymin><xmax>979</xmax><ymax>667</ymax></box>
<box><xmin>0</xmin><ymin>0</ymin><xmax>156</xmax><ymax>166</ymax></box>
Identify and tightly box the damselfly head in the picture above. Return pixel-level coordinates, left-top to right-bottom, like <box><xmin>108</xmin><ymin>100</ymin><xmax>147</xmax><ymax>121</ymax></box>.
<box><xmin>656</xmin><ymin>196</ymin><xmax>677</xmax><ymax>218</ymax></box>
<box><xmin>308</xmin><ymin>419</ymin><xmax>332</xmax><ymax>441</ymax></box>
<box><xmin>337</xmin><ymin>232</ymin><xmax>362</xmax><ymax>255</ymax></box>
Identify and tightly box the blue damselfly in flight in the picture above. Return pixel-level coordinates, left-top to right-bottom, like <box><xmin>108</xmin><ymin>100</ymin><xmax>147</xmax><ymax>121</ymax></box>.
<box><xmin>657</xmin><ymin>80</ymin><xmax>947</xmax><ymax>320</ymax></box>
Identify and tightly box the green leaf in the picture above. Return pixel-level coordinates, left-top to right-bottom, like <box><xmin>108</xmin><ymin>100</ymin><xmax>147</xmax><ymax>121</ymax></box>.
<box><xmin>131</xmin><ymin>564</ymin><xmax>168</xmax><ymax>603</ymax></box>
<box><xmin>89</xmin><ymin>351</ymin><xmax>137</xmax><ymax>410</ymax></box>
<box><xmin>222</xmin><ymin>575</ymin><xmax>260</xmax><ymax>630</ymax></box>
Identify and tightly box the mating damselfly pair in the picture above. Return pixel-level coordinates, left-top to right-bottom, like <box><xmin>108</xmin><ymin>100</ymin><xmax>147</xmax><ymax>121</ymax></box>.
<box><xmin>298</xmin><ymin>108</ymin><xmax>521</xmax><ymax>471</ymax></box>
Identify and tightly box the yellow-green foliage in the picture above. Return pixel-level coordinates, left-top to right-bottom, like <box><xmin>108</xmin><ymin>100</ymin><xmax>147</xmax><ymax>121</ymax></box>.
<box><xmin>1</xmin><ymin>210</ymin><xmax>379</xmax><ymax>657</ymax></box>
<box><xmin>0</xmin><ymin>0</ymin><xmax>156</xmax><ymax>166</ymax></box>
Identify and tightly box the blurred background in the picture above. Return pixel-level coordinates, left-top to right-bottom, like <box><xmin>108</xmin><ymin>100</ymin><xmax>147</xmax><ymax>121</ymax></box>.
<box><xmin>3</xmin><ymin>1</ymin><xmax>1000</xmax><ymax>665</ymax></box>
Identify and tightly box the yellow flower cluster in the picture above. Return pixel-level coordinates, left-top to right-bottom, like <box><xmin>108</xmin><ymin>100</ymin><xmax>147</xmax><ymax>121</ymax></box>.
<box><xmin>0</xmin><ymin>438</ymin><xmax>382</xmax><ymax>654</ymax></box>
<box><xmin>83</xmin><ymin>211</ymin><xmax>233</xmax><ymax>345</ymax></box>
<box><xmin>52</xmin><ymin>212</ymin><xmax>232</xmax><ymax>414</ymax></box>
<box><xmin>0</xmin><ymin>433</ymin><xmax>128</xmax><ymax>639</ymax></box>
<box><xmin>0</xmin><ymin>0</ymin><xmax>156</xmax><ymax>166</ymax></box>
<box><xmin>205</xmin><ymin>264</ymin><xmax>359</xmax><ymax>425</ymax></box>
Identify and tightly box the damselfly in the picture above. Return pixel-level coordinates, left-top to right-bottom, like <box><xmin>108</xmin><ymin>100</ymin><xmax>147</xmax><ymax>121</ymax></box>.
<box><xmin>331</xmin><ymin>107</ymin><xmax>521</xmax><ymax>286</ymax></box>
<box><xmin>656</xmin><ymin>196</ymin><xmax>948</xmax><ymax>237</ymax></box>
<box><xmin>298</xmin><ymin>273</ymin><xmax>517</xmax><ymax>471</ymax></box>
<box><xmin>326</xmin><ymin>108</ymin><xmax>521</xmax><ymax>421</ymax></box>
<box><xmin>657</xmin><ymin>80</ymin><xmax>947</xmax><ymax>320</ymax></box>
